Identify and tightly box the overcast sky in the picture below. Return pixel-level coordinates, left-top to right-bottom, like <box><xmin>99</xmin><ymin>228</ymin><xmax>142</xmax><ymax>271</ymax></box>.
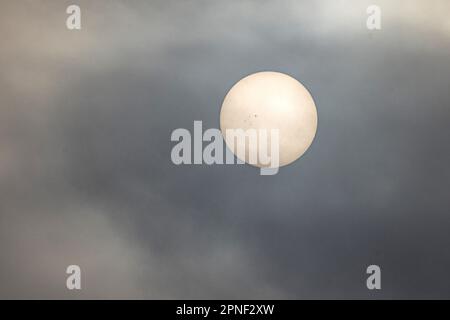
<box><xmin>1</xmin><ymin>0</ymin><xmax>450</xmax><ymax>299</ymax></box>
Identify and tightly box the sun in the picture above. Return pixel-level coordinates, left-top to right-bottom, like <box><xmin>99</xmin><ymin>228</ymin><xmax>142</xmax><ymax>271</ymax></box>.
<box><xmin>220</xmin><ymin>71</ymin><xmax>318</xmax><ymax>168</ymax></box>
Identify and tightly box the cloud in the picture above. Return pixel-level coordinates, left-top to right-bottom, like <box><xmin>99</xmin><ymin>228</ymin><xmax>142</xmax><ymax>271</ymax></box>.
<box><xmin>1</xmin><ymin>0</ymin><xmax>450</xmax><ymax>298</ymax></box>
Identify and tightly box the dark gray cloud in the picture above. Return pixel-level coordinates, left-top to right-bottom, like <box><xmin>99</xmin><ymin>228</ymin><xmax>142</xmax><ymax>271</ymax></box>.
<box><xmin>1</xmin><ymin>0</ymin><xmax>450</xmax><ymax>298</ymax></box>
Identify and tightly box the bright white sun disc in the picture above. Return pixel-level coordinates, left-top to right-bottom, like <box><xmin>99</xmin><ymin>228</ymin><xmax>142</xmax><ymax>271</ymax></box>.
<box><xmin>220</xmin><ymin>71</ymin><xmax>318</xmax><ymax>167</ymax></box>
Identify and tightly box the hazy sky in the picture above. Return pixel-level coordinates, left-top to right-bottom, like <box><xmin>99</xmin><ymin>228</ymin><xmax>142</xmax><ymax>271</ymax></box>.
<box><xmin>1</xmin><ymin>0</ymin><xmax>450</xmax><ymax>299</ymax></box>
